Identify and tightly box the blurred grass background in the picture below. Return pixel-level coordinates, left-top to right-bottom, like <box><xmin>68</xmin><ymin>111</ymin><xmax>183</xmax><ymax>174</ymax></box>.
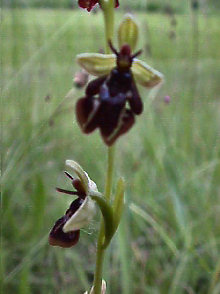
<box><xmin>1</xmin><ymin>1</ymin><xmax>220</xmax><ymax>293</ymax></box>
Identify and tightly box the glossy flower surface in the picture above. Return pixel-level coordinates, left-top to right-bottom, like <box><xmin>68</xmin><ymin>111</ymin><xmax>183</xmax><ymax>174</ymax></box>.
<box><xmin>49</xmin><ymin>160</ymin><xmax>98</xmax><ymax>248</ymax></box>
<box><xmin>76</xmin><ymin>42</ymin><xmax>163</xmax><ymax>146</ymax></box>
<box><xmin>78</xmin><ymin>0</ymin><xmax>119</xmax><ymax>12</ymax></box>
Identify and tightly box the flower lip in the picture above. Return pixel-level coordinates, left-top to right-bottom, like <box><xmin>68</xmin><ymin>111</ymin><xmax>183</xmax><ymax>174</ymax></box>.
<box><xmin>49</xmin><ymin>198</ymin><xmax>82</xmax><ymax>248</ymax></box>
<box><xmin>49</xmin><ymin>226</ymin><xmax>80</xmax><ymax>248</ymax></box>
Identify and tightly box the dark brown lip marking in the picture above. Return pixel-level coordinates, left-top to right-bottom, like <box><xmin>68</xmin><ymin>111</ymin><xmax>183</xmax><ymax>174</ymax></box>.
<box><xmin>49</xmin><ymin>198</ymin><xmax>84</xmax><ymax>248</ymax></box>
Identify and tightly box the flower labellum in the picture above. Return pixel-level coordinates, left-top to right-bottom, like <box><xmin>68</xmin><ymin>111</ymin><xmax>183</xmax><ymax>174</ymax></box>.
<box><xmin>49</xmin><ymin>160</ymin><xmax>98</xmax><ymax>248</ymax></box>
<box><xmin>49</xmin><ymin>199</ymin><xmax>81</xmax><ymax>248</ymax></box>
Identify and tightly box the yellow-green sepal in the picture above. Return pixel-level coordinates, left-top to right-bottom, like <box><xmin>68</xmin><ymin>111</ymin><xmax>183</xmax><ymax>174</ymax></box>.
<box><xmin>112</xmin><ymin>177</ymin><xmax>125</xmax><ymax>232</ymax></box>
<box><xmin>102</xmin><ymin>178</ymin><xmax>125</xmax><ymax>249</ymax></box>
<box><xmin>118</xmin><ymin>14</ymin><xmax>139</xmax><ymax>51</ymax></box>
<box><xmin>132</xmin><ymin>59</ymin><xmax>164</xmax><ymax>88</ymax></box>
<box><xmin>76</xmin><ymin>53</ymin><xmax>116</xmax><ymax>77</ymax></box>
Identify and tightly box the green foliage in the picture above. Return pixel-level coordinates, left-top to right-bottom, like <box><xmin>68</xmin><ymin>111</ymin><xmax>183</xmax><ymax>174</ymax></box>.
<box><xmin>2</xmin><ymin>0</ymin><xmax>76</xmax><ymax>8</ymax></box>
<box><xmin>2</xmin><ymin>0</ymin><xmax>220</xmax><ymax>12</ymax></box>
<box><xmin>2</xmin><ymin>8</ymin><xmax>220</xmax><ymax>294</ymax></box>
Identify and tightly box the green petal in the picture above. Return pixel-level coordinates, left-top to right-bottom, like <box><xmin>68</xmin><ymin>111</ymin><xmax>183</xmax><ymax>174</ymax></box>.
<box><xmin>101</xmin><ymin>178</ymin><xmax>125</xmax><ymax>249</ymax></box>
<box><xmin>65</xmin><ymin>160</ymin><xmax>89</xmax><ymax>195</ymax></box>
<box><xmin>118</xmin><ymin>14</ymin><xmax>139</xmax><ymax>51</ymax></box>
<box><xmin>76</xmin><ymin>53</ymin><xmax>116</xmax><ymax>76</ymax></box>
<box><xmin>132</xmin><ymin>59</ymin><xmax>164</xmax><ymax>88</ymax></box>
<box><xmin>113</xmin><ymin>177</ymin><xmax>125</xmax><ymax>232</ymax></box>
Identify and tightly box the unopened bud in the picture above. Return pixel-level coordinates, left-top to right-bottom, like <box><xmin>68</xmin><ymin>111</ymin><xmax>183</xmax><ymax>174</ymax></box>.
<box><xmin>74</xmin><ymin>69</ymin><xmax>89</xmax><ymax>88</ymax></box>
<box><xmin>164</xmin><ymin>95</ymin><xmax>171</xmax><ymax>104</ymax></box>
<box><xmin>118</xmin><ymin>14</ymin><xmax>139</xmax><ymax>51</ymax></box>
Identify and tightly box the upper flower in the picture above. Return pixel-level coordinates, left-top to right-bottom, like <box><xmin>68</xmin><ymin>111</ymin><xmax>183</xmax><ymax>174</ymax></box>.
<box><xmin>73</xmin><ymin>15</ymin><xmax>163</xmax><ymax>145</ymax></box>
<box><xmin>78</xmin><ymin>0</ymin><xmax>119</xmax><ymax>12</ymax></box>
<box><xmin>49</xmin><ymin>160</ymin><xmax>98</xmax><ymax>248</ymax></box>
<box><xmin>75</xmin><ymin>41</ymin><xmax>163</xmax><ymax>146</ymax></box>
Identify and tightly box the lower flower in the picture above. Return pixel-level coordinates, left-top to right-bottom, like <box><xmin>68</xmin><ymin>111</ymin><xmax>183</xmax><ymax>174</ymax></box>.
<box><xmin>49</xmin><ymin>160</ymin><xmax>98</xmax><ymax>248</ymax></box>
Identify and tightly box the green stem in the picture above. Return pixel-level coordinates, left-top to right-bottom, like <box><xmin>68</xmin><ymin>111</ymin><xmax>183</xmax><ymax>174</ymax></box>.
<box><xmin>93</xmin><ymin>2</ymin><xmax>115</xmax><ymax>292</ymax></box>
<box><xmin>93</xmin><ymin>228</ymin><xmax>105</xmax><ymax>294</ymax></box>
<box><xmin>93</xmin><ymin>146</ymin><xmax>115</xmax><ymax>294</ymax></box>
<box><xmin>104</xmin><ymin>146</ymin><xmax>115</xmax><ymax>201</ymax></box>
<box><xmin>102</xmin><ymin>1</ymin><xmax>115</xmax><ymax>53</ymax></box>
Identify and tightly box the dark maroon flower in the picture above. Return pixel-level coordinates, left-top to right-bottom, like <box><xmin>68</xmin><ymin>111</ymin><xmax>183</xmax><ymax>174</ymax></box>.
<box><xmin>49</xmin><ymin>160</ymin><xmax>97</xmax><ymax>248</ymax></box>
<box><xmin>76</xmin><ymin>42</ymin><xmax>143</xmax><ymax>146</ymax></box>
<box><xmin>78</xmin><ymin>0</ymin><xmax>119</xmax><ymax>12</ymax></box>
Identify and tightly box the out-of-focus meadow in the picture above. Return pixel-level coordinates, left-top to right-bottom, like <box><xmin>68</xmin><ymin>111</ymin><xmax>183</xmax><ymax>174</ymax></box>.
<box><xmin>1</xmin><ymin>3</ymin><xmax>220</xmax><ymax>294</ymax></box>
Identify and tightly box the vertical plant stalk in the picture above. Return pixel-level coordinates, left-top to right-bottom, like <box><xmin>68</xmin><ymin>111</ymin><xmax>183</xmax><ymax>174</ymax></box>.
<box><xmin>104</xmin><ymin>146</ymin><xmax>115</xmax><ymax>201</ymax></box>
<box><xmin>190</xmin><ymin>0</ymin><xmax>199</xmax><ymax>102</ymax></box>
<box><xmin>102</xmin><ymin>1</ymin><xmax>115</xmax><ymax>54</ymax></box>
<box><xmin>93</xmin><ymin>147</ymin><xmax>115</xmax><ymax>294</ymax></box>
<box><xmin>93</xmin><ymin>1</ymin><xmax>115</xmax><ymax>293</ymax></box>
